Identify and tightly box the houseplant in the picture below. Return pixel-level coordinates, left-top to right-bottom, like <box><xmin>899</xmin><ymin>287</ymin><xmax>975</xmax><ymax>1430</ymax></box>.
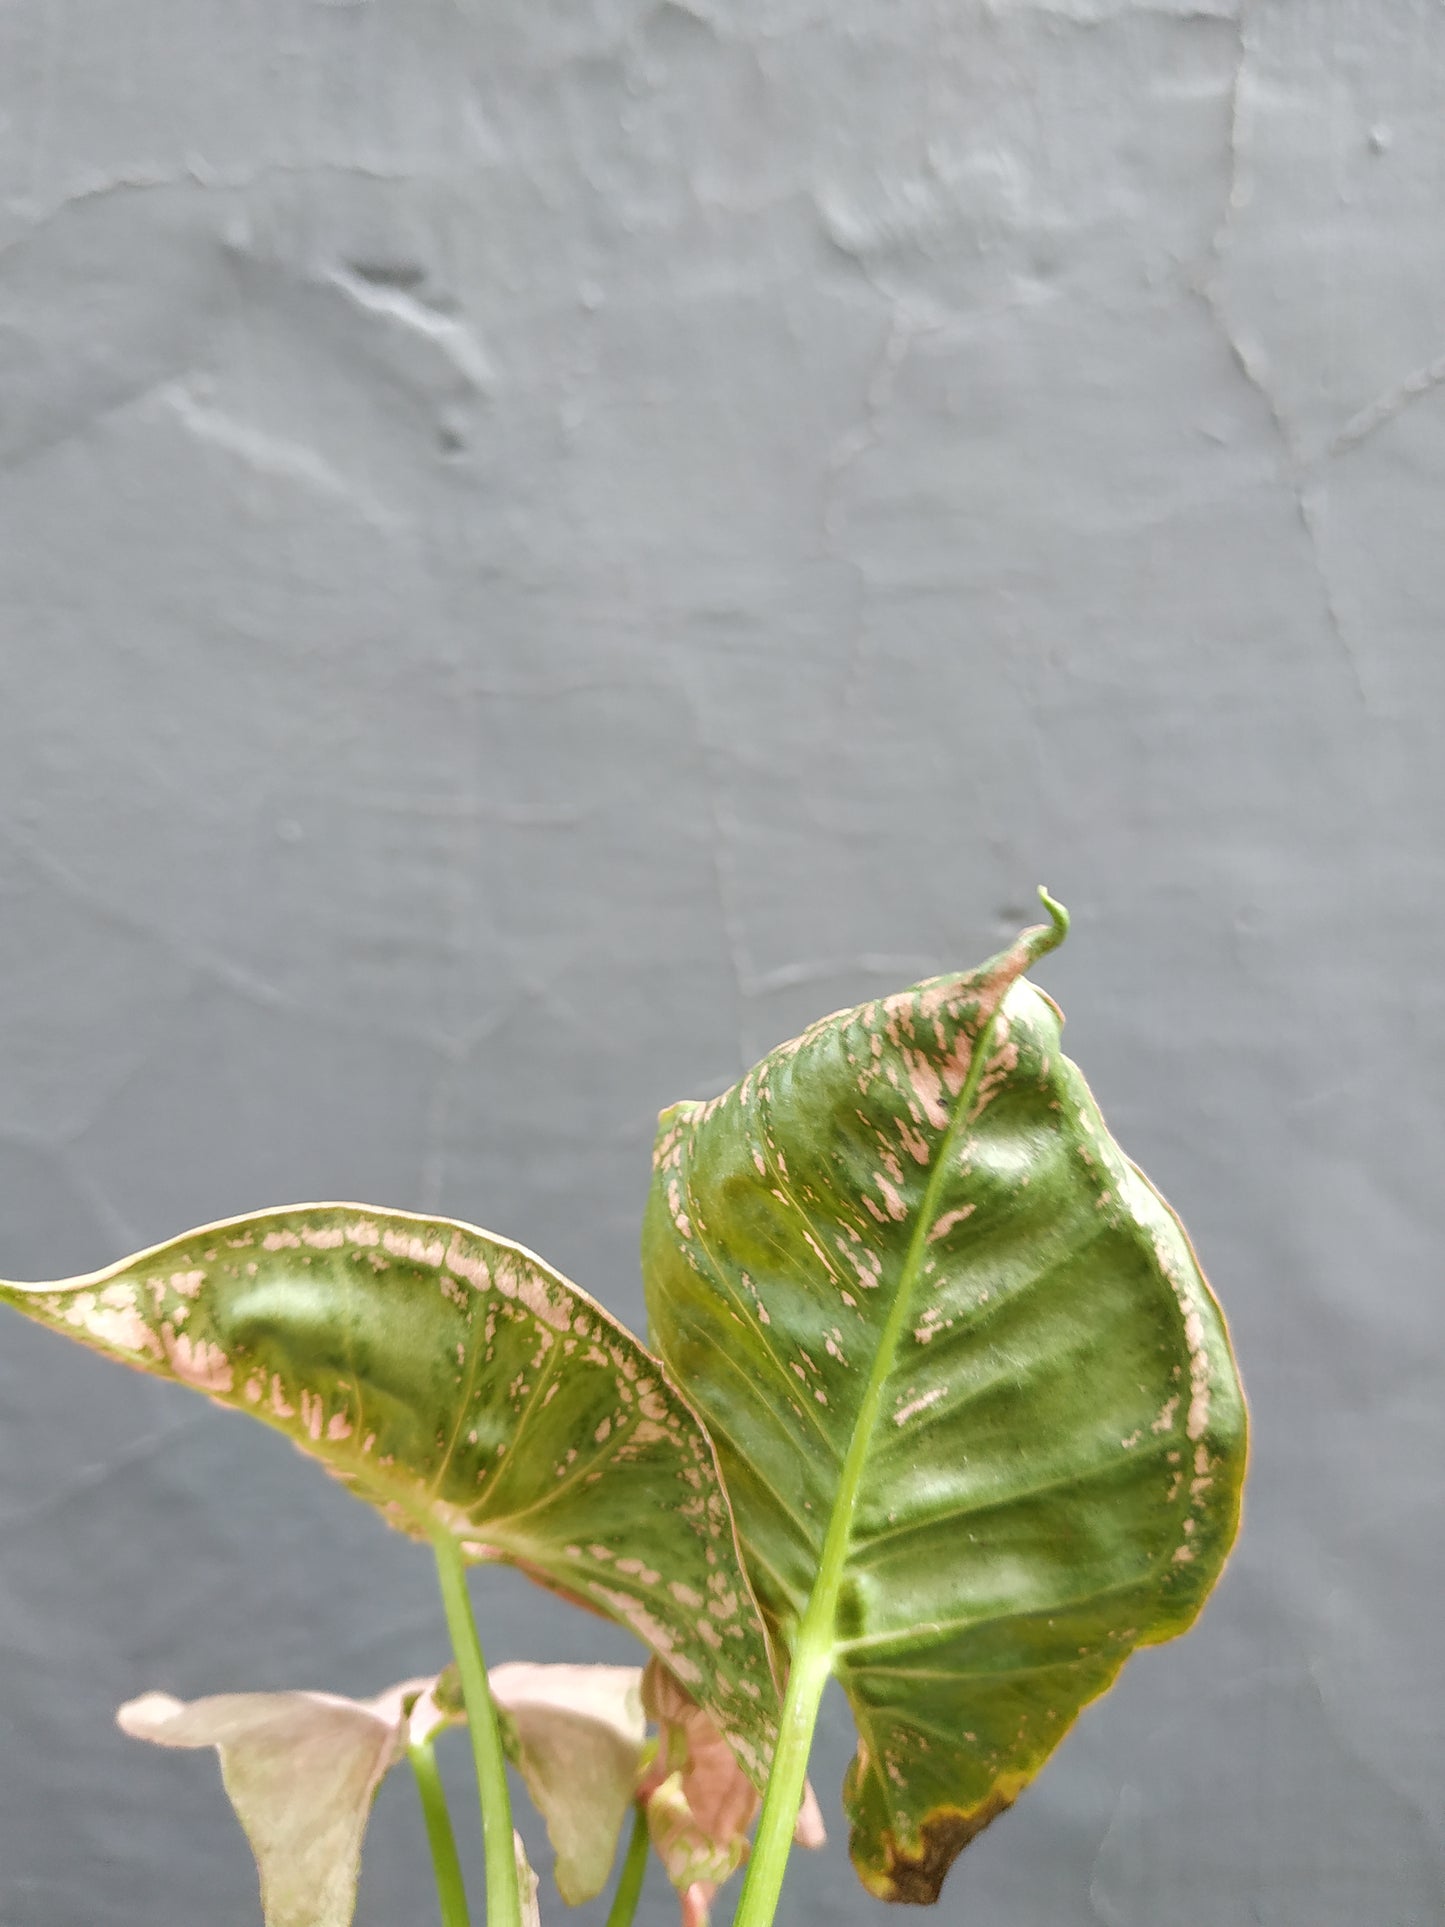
<box><xmin>0</xmin><ymin>894</ymin><xmax>1247</xmax><ymax>1926</ymax></box>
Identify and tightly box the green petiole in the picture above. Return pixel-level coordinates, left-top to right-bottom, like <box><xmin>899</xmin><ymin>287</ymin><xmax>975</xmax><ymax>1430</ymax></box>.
<box><xmin>603</xmin><ymin>1801</ymin><xmax>652</xmax><ymax>1927</ymax></box>
<box><xmin>409</xmin><ymin>1733</ymin><xmax>472</xmax><ymax>1927</ymax></box>
<box><xmin>431</xmin><ymin>1531</ymin><xmax>524</xmax><ymax>1927</ymax></box>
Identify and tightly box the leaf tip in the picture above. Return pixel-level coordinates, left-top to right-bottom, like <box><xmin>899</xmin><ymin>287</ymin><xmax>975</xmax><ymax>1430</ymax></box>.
<box><xmin>116</xmin><ymin>1692</ymin><xmax>185</xmax><ymax>1741</ymax></box>
<box><xmin>1034</xmin><ymin>886</ymin><xmax>1069</xmax><ymax>952</ymax></box>
<box><xmin>854</xmin><ymin>1786</ymin><xmax>1019</xmax><ymax>1904</ymax></box>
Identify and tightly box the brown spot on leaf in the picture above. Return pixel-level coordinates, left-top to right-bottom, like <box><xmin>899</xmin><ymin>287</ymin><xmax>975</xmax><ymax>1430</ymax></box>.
<box><xmin>860</xmin><ymin>1789</ymin><xmax>1017</xmax><ymax>1904</ymax></box>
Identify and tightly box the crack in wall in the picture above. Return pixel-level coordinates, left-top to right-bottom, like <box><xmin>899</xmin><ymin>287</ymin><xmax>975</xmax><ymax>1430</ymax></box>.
<box><xmin>2</xmin><ymin>158</ymin><xmax>430</xmax><ymax>264</ymax></box>
<box><xmin>327</xmin><ymin>263</ymin><xmax>496</xmax><ymax>394</ymax></box>
<box><xmin>1200</xmin><ymin>0</ymin><xmax>1368</xmax><ymax>710</ymax></box>
<box><xmin>675</xmin><ymin>687</ymin><xmax>755</xmax><ymax>1073</ymax></box>
<box><xmin>817</xmin><ymin>297</ymin><xmax>935</xmax><ymax>727</ymax></box>
<box><xmin>160</xmin><ymin>384</ymin><xmax>404</xmax><ymax>530</ymax></box>
<box><xmin>1328</xmin><ymin>350</ymin><xmax>1445</xmax><ymax>460</ymax></box>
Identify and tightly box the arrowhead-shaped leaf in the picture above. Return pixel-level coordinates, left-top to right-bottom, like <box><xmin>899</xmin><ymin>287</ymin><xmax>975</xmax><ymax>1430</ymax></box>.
<box><xmin>641</xmin><ymin>1659</ymin><xmax>825</xmax><ymax>1923</ymax></box>
<box><xmin>480</xmin><ymin>1656</ymin><xmax>827</xmax><ymax>1922</ymax></box>
<box><xmin>490</xmin><ymin>1661</ymin><xmax>647</xmax><ymax>1904</ymax></box>
<box><xmin>116</xmin><ymin>1675</ymin><xmax>446</xmax><ymax>1927</ymax></box>
<box><xmin>642</xmin><ymin>904</ymin><xmax>1247</xmax><ymax>1901</ymax></box>
<box><xmin>645</xmin><ymin>1656</ymin><xmax>761</xmax><ymax>1857</ymax></box>
<box><xmin>0</xmin><ymin>1206</ymin><xmax>777</xmax><ymax>1780</ymax></box>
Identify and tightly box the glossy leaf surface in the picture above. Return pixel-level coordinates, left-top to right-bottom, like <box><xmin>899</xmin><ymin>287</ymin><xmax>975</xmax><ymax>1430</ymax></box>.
<box><xmin>0</xmin><ymin>1206</ymin><xmax>776</xmax><ymax>1779</ymax></box>
<box><xmin>643</xmin><ymin>906</ymin><xmax>1247</xmax><ymax>1901</ymax></box>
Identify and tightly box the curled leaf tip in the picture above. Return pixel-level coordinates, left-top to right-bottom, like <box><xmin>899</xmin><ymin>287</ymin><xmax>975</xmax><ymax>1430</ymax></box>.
<box><xmin>995</xmin><ymin>889</ymin><xmax>1070</xmax><ymax>989</ymax></box>
<box><xmin>1035</xmin><ymin>886</ymin><xmax>1070</xmax><ymax>949</ymax></box>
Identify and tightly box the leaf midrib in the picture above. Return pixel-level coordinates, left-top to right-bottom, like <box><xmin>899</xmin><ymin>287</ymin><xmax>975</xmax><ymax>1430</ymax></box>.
<box><xmin>789</xmin><ymin>987</ymin><xmax>1013</xmax><ymax>1678</ymax></box>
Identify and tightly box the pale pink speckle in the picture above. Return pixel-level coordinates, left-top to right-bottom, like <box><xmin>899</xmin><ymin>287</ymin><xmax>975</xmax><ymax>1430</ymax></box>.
<box><xmin>927</xmin><ymin>1204</ymin><xmax>975</xmax><ymax>1244</ymax></box>
<box><xmin>876</xmin><ymin>1164</ymin><xmax>911</xmax><ymax>1221</ymax></box>
<box><xmin>893</xmin><ymin>1386</ymin><xmax>944</xmax><ymax>1426</ymax></box>
<box><xmin>384</xmin><ymin>1230</ymin><xmax>445</xmax><ymax>1268</ymax></box>
<box><xmin>905</xmin><ymin>1055</ymin><xmax>951</xmax><ymax>1125</ymax></box>
<box><xmin>444</xmin><ymin>1236</ymin><xmax>490</xmax><ymax>1291</ymax></box>
<box><xmin>163</xmin><ymin>1328</ymin><xmax>233</xmax><ymax>1394</ymax></box>
<box><xmin>668</xmin><ymin>1179</ymin><xmax>693</xmax><ymax>1240</ymax></box>
<box><xmin>81</xmin><ymin>1301</ymin><xmax>163</xmax><ymax>1359</ymax></box>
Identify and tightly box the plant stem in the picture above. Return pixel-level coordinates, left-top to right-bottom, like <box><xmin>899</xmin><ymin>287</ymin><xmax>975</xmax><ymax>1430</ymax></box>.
<box><xmin>409</xmin><ymin>1736</ymin><xmax>472</xmax><ymax>1927</ymax></box>
<box><xmin>431</xmin><ymin>1531</ymin><xmax>523</xmax><ymax>1927</ymax></box>
<box><xmin>603</xmin><ymin>1801</ymin><xmax>651</xmax><ymax>1927</ymax></box>
<box><xmin>729</xmin><ymin>1638</ymin><xmax>831</xmax><ymax>1927</ymax></box>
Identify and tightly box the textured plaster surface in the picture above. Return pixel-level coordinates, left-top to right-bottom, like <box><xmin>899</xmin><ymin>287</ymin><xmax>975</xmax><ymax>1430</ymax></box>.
<box><xmin>0</xmin><ymin>1</ymin><xmax>1442</xmax><ymax>1920</ymax></box>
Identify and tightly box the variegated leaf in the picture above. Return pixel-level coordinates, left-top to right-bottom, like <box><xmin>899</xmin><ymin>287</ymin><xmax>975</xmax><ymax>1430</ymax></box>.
<box><xmin>645</xmin><ymin>1772</ymin><xmax>745</xmax><ymax>1921</ymax></box>
<box><xmin>0</xmin><ymin>1207</ymin><xmax>777</xmax><ymax>1780</ymax></box>
<box><xmin>642</xmin><ymin>903</ymin><xmax>1247</xmax><ymax>1901</ymax></box>
<box><xmin>641</xmin><ymin>1659</ymin><xmax>825</xmax><ymax>1925</ymax></box>
<box><xmin>116</xmin><ymin>1674</ymin><xmax>450</xmax><ymax>1927</ymax></box>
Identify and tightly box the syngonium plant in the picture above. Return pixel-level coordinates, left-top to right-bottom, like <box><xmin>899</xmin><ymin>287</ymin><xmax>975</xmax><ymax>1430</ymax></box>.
<box><xmin>0</xmin><ymin>895</ymin><xmax>1247</xmax><ymax>1927</ymax></box>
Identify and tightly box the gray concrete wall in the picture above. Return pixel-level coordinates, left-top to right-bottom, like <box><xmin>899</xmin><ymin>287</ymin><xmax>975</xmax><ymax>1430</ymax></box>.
<box><xmin>1</xmin><ymin>1</ymin><xmax>1441</xmax><ymax>1920</ymax></box>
